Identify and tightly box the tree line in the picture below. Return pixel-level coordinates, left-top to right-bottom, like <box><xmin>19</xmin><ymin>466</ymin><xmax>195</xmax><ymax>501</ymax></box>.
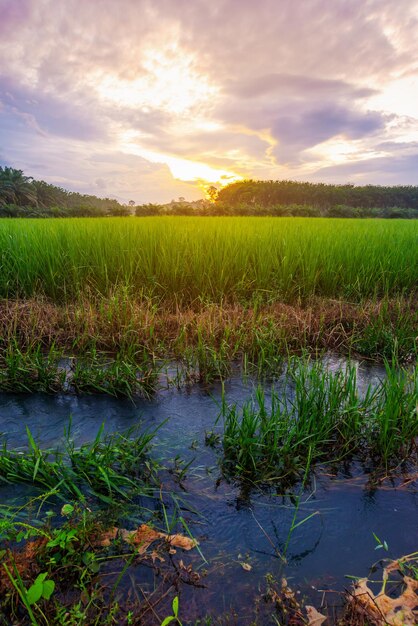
<box><xmin>217</xmin><ymin>179</ymin><xmax>418</xmax><ymax>208</ymax></box>
<box><xmin>0</xmin><ymin>166</ymin><xmax>130</xmax><ymax>217</ymax></box>
<box><xmin>1</xmin><ymin>167</ymin><xmax>417</xmax><ymax>218</ymax></box>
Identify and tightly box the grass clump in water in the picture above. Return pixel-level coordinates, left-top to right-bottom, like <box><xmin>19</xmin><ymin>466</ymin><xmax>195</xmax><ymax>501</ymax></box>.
<box><xmin>0</xmin><ymin>344</ymin><xmax>159</xmax><ymax>398</ymax></box>
<box><xmin>370</xmin><ymin>361</ymin><xmax>418</xmax><ymax>462</ymax></box>
<box><xmin>219</xmin><ymin>358</ymin><xmax>417</xmax><ymax>482</ymax></box>
<box><xmin>0</xmin><ymin>424</ymin><xmax>158</xmax><ymax>504</ymax></box>
<box><xmin>70</xmin><ymin>349</ymin><xmax>159</xmax><ymax>399</ymax></box>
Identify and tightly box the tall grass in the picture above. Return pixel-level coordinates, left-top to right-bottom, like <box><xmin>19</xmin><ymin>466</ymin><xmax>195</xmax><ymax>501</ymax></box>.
<box><xmin>0</xmin><ymin>217</ymin><xmax>416</xmax><ymax>303</ymax></box>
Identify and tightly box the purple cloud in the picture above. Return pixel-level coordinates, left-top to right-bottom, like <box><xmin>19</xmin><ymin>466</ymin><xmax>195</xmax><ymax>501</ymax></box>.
<box><xmin>271</xmin><ymin>106</ymin><xmax>387</xmax><ymax>163</ymax></box>
<box><xmin>311</xmin><ymin>152</ymin><xmax>418</xmax><ymax>185</ymax></box>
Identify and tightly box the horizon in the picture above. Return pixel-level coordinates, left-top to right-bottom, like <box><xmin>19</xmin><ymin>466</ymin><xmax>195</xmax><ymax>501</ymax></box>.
<box><xmin>1</xmin><ymin>0</ymin><xmax>418</xmax><ymax>203</ymax></box>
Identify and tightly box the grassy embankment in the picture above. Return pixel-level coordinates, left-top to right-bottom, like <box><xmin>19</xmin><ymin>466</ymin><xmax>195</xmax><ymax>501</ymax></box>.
<box><xmin>0</xmin><ymin>217</ymin><xmax>416</xmax><ymax>392</ymax></box>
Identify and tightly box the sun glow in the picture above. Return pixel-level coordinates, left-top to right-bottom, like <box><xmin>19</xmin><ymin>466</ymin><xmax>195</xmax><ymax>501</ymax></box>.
<box><xmin>96</xmin><ymin>44</ymin><xmax>217</xmax><ymax>115</ymax></box>
<box><xmin>305</xmin><ymin>137</ymin><xmax>387</xmax><ymax>165</ymax></box>
<box><xmin>95</xmin><ymin>41</ymin><xmax>243</xmax><ymax>190</ymax></box>
<box><xmin>366</xmin><ymin>76</ymin><xmax>418</xmax><ymax>120</ymax></box>
<box><xmin>154</xmin><ymin>153</ymin><xmax>240</xmax><ymax>185</ymax></box>
<box><xmin>119</xmin><ymin>130</ymin><xmax>242</xmax><ymax>187</ymax></box>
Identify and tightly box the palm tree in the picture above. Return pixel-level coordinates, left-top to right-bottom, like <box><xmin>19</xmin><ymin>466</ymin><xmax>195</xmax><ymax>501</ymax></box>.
<box><xmin>32</xmin><ymin>180</ymin><xmax>61</xmax><ymax>208</ymax></box>
<box><xmin>0</xmin><ymin>166</ymin><xmax>38</xmax><ymax>206</ymax></box>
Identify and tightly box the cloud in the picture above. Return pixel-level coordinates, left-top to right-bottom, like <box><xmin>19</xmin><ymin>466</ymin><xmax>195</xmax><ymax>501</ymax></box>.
<box><xmin>271</xmin><ymin>106</ymin><xmax>387</xmax><ymax>163</ymax></box>
<box><xmin>0</xmin><ymin>77</ymin><xmax>106</xmax><ymax>141</ymax></box>
<box><xmin>310</xmin><ymin>152</ymin><xmax>418</xmax><ymax>185</ymax></box>
<box><xmin>0</xmin><ymin>0</ymin><xmax>32</xmax><ymax>36</ymax></box>
<box><xmin>226</xmin><ymin>74</ymin><xmax>377</xmax><ymax>100</ymax></box>
<box><xmin>0</xmin><ymin>0</ymin><xmax>418</xmax><ymax>199</ymax></box>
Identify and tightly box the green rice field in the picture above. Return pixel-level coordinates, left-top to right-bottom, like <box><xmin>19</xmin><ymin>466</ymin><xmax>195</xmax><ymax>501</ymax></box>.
<box><xmin>0</xmin><ymin>217</ymin><xmax>416</xmax><ymax>302</ymax></box>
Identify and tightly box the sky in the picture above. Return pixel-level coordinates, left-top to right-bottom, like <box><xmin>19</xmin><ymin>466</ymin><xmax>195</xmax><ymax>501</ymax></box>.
<box><xmin>1</xmin><ymin>0</ymin><xmax>418</xmax><ymax>203</ymax></box>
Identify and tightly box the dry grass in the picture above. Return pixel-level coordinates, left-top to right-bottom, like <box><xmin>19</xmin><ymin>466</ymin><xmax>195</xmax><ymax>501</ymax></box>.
<box><xmin>0</xmin><ymin>295</ymin><xmax>415</xmax><ymax>363</ymax></box>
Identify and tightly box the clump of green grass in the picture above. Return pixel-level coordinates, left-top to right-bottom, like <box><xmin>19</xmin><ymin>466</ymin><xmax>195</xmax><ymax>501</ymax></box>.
<box><xmin>218</xmin><ymin>358</ymin><xmax>417</xmax><ymax>482</ymax></box>
<box><xmin>0</xmin><ymin>424</ymin><xmax>158</xmax><ymax>503</ymax></box>
<box><xmin>369</xmin><ymin>360</ymin><xmax>418</xmax><ymax>461</ymax></box>
<box><xmin>353</xmin><ymin>300</ymin><xmax>417</xmax><ymax>361</ymax></box>
<box><xmin>238</xmin><ymin>319</ymin><xmax>288</xmax><ymax>377</ymax></box>
<box><xmin>70</xmin><ymin>349</ymin><xmax>159</xmax><ymax>399</ymax></box>
<box><xmin>177</xmin><ymin>330</ymin><xmax>239</xmax><ymax>385</ymax></box>
<box><xmin>0</xmin><ymin>345</ymin><xmax>159</xmax><ymax>398</ymax></box>
<box><xmin>0</xmin><ymin>344</ymin><xmax>65</xmax><ymax>394</ymax></box>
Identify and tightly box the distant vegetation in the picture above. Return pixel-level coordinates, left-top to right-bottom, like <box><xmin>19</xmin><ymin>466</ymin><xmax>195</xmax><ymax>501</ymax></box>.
<box><xmin>1</xmin><ymin>166</ymin><xmax>418</xmax><ymax>218</ymax></box>
<box><xmin>216</xmin><ymin>179</ymin><xmax>418</xmax><ymax>211</ymax></box>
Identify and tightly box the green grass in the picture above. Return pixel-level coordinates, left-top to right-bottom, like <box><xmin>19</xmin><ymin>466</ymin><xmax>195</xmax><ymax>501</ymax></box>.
<box><xmin>0</xmin><ymin>217</ymin><xmax>416</xmax><ymax>303</ymax></box>
<box><xmin>0</xmin><ymin>344</ymin><xmax>65</xmax><ymax>393</ymax></box>
<box><xmin>0</xmin><ymin>344</ymin><xmax>158</xmax><ymax>398</ymax></box>
<box><xmin>218</xmin><ymin>357</ymin><xmax>418</xmax><ymax>482</ymax></box>
<box><xmin>0</xmin><ymin>424</ymin><xmax>158</xmax><ymax>503</ymax></box>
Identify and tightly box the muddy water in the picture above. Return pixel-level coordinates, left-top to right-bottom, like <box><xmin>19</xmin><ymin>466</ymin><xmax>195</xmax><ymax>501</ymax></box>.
<box><xmin>0</xmin><ymin>357</ymin><xmax>417</xmax><ymax>623</ymax></box>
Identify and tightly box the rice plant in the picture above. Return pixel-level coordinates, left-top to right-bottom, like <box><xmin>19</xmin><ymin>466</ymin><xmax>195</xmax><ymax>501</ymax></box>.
<box><xmin>0</xmin><ymin>217</ymin><xmax>415</xmax><ymax>303</ymax></box>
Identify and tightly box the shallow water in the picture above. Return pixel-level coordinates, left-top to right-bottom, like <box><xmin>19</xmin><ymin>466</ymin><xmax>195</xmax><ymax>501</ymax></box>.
<box><xmin>0</xmin><ymin>357</ymin><xmax>416</xmax><ymax>623</ymax></box>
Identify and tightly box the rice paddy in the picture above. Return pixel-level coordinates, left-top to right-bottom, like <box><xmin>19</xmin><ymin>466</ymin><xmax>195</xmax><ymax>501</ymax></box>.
<box><xmin>0</xmin><ymin>217</ymin><xmax>416</xmax><ymax>302</ymax></box>
<box><xmin>0</xmin><ymin>215</ymin><xmax>417</xmax><ymax>625</ymax></box>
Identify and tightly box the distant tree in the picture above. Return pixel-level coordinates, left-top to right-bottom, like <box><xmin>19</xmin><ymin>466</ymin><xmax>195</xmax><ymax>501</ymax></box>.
<box><xmin>107</xmin><ymin>205</ymin><xmax>131</xmax><ymax>217</ymax></box>
<box><xmin>135</xmin><ymin>203</ymin><xmax>164</xmax><ymax>216</ymax></box>
<box><xmin>216</xmin><ymin>179</ymin><xmax>418</xmax><ymax>211</ymax></box>
<box><xmin>1</xmin><ymin>166</ymin><xmax>418</xmax><ymax>219</ymax></box>
<box><xmin>206</xmin><ymin>185</ymin><xmax>219</xmax><ymax>203</ymax></box>
<box><xmin>32</xmin><ymin>180</ymin><xmax>62</xmax><ymax>208</ymax></box>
